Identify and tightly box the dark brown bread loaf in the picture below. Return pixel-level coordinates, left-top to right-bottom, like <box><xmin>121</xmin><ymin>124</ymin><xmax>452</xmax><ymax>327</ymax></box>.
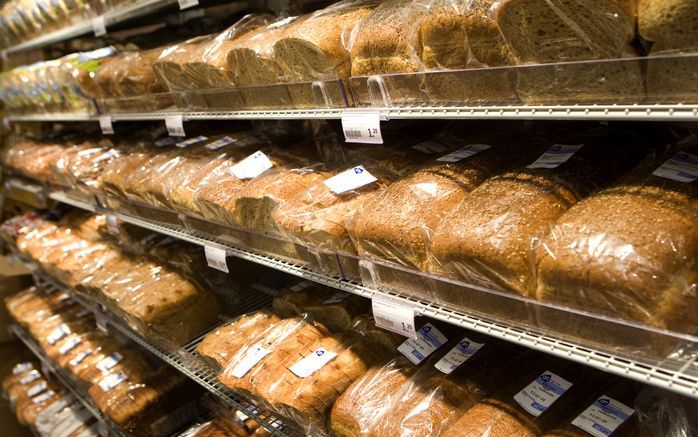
<box><xmin>534</xmin><ymin>146</ymin><xmax>698</xmax><ymax>336</ymax></box>
<box><xmin>195</xmin><ymin>311</ymin><xmax>281</xmax><ymax>370</ymax></box>
<box><xmin>496</xmin><ymin>0</ymin><xmax>643</xmax><ymax>103</ymax></box>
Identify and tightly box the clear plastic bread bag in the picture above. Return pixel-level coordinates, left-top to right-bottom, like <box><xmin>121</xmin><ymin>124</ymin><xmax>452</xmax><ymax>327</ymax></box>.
<box><xmin>427</xmin><ymin>127</ymin><xmax>652</xmax><ymax>298</ymax></box>
<box><xmin>99</xmin><ymin>140</ymin><xmax>161</xmax><ymax>199</ymax></box>
<box><xmin>182</xmin><ymin>13</ymin><xmax>272</xmax><ymax>89</ymax></box>
<box><xmin>218</xmin><ymin>315</ymin><xmax>328</xmax><ymax>399</ymax></box>
<box><xmin>494</xmin><ymin>0</ymin><xmax>643</xmax><ymax>103</ymax></box>
<box><xmin>153</xmin><ymin>35</ymin><xmax>215</xmax><ymax>91</ymax></box>
<box><xmin>533</xmin><ymin>139</ymin><xmax>698</xmax><ymax>346</ymax></box>
<box><xmin>67</xmin><ymin>139</ymin><xmax>119</xmax><ymax>194</ymax></box>
<box><xmin>259</xmin><ymin>332</ymin><xmax>384</xmax><ymax>432</ymax></box>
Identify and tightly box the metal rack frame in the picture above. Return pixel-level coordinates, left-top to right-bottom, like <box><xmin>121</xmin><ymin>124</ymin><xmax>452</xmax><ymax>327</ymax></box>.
<box><xmin>9</xmin><ymin>323</ymin><xmax>129</xmax><ymax>437</ymax></box>
<box><xmin>41</xmin><ymin>188</ymin><xmax>698</xmax><ymax>400</ymax></box>
<box><xmin>9</xmin><ymin>104</ymin><xmax>698</xmax><ymax>122</ymax></box>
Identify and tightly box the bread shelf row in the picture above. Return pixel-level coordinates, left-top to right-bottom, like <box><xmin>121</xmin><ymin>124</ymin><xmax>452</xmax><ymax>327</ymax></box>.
<box><xmin>9</xmin><ymin>322</ymin><xmax>130</xmax><ymax>437</ymax></box>
<box><xmin>11</xmin><ymin>103</ymin><xmax>698</xmax><ymax>123</ymax></box>
<box><xmin>35</xmin><ymin>185</ymin><xmax>698</xmax><ymax>402</ymax></box>
<box><xmin>26</xmin><ymin>265</ymin><xmax>301</xmax><ymax>437</ymax></box>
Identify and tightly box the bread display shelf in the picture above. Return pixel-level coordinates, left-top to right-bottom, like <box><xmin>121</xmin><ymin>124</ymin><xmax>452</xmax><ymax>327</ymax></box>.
<box><xmin>7</xmin><ymin>53</ymin><xmax>698</xmax><ymax>122</ymax></box>
<box><xmin>27</xmin><ymin>267</ymin><xmax>301</xmax><ymax>437</ymax></box>
<box><xmin>40</xmin><ymin>186</ymin><xmax>698</xmax><ymax>401</ymax></box>
<box><xmin>8</xmin><ymin>323</ymin><xmax>129</xmax><ymax>437</ymax></box>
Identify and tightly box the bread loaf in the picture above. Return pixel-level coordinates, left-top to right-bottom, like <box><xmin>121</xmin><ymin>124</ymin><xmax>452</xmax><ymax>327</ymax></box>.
<box><xmin>218</xmin><ymin>317</ymin><xmax>327</xmax><ymax>398</ymax></box>
<box><xmin>534</xmin><ymin>146</ymin><xmax>698</xmax><ymax>337</ymax></box>
<box><xmin>429</xmin><ymin>129</ymin><xmax>650</xmax><ymax>296</ymax></box>
<box><xmin>195</xmin><ymin>311</ymin><xmax>281</xmax><ymax>370</ymax></box>
<box><xmin>153</xmin><ymin>36</ymin><xmax>214</xmax><ymax>91</ymax></box>
<box><xmin>262</xmin><ymin>333</ymin><xmax>382</xmax><ymax>428</ymax></box>
<box><xmin>496</xmin><ymin>0</ymin><xmax>643</xmax><ymax>103</ymax></box>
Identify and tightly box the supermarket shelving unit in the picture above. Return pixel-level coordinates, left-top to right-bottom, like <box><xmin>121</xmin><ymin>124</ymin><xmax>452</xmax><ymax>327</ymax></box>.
<box><xmin>4</xmin><ymin>182</ymin><xmax>690</xmax><ymax>401</ymax></box>
<box><xmin>9</xmin><ymin>322</ymin><xmax>130</xmax><ymax>437</ymax></box>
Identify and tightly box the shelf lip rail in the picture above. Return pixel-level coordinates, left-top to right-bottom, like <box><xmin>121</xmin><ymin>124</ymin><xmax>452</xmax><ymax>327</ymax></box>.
<box><xmin>8</xmin><ymin>104</ymin><xmax>698</xmax><ymax>122</ymax></box>
<box><xmin>42</xmin><ymin>189</ymin><xmax>698</xmax><ymax>400</ymax></box>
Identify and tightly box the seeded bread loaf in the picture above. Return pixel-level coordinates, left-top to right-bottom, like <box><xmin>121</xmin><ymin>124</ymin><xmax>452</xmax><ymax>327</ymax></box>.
<box><xmin>429</xmin><ymin>130</ymin><xmax>650</xmax><ymax>296</ymax></box>
<box><xmin>218</xmin><ymin>317</ymin><xmax>327</xmax><ymax>398</ymax></box>
<box><xmin>330</xmin><ymin>356</ymin><xmax>417</xmax><ymax>437</ymax></box>
<box><xmin>496</xmin><ymin>0</ymin><xmax>643</xmax><ymax>103</ymax></box>
<box><xmin>534</xmin><ymin>146</ymin><xmax>698</xmax><ymax>337</ymax></box>
<box><xmin>195</xmin><ymin>311</ymin><xmax>281</xmax><ymax>370</ymax></box>
<box><xmin>262</xmin><ymin>333</ymin><xmax>382</xmax><ymax>428</ymax></box>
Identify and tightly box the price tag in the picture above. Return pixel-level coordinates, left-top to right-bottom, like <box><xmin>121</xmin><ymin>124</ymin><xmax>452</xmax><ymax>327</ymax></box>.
<box><xmin>434</xmin><ymin>336</ymin><xmax>485</xmax><ymax>374</ymax></box>
<box><xmin>165</xmin><ymin>114</ymin><xmax>185</xmax><ymax>137</ymax></box>
<box><xmin>437</xmin><ymin>144</ymin><xmax>490</xmax><ymax>163</ymax></box>
<box><xmin>178</xmin><ymin>0</ymin><xmax>198</xmax><ymax>9</ymax></box>
<box><xmin>92</xmin><ymin>16</ymin><xmax>107</xmax><ymax>37</ymax></box>
<box><xmin>12</xmin><ymin>362</ymin><xmax>32</xmax><ymax>375</ymax></box>
<box><xmin>513</xmin><ymin>371</ymin><xmax>573</xmax><ymax>417</ymax></box>
<box><xmin>653</xmin><ymin>152</ymin><xmax>698</xmax><ymax>183</ymax></box>
<box><xmin>341</xmin><ymin>111</ymin><xmax>383</xmax><ymax>144</ymax></box>
<box><xmin>105</xmin><ymin>214</ymin><xmax>119</xmax><ymax>235</ymax></box>
<box><xmin>289</xmin><ymin>348</ymin><xmax>337</xmax><ymax>377</ymax></box>
<box><xmin>98</xmin><ymin>372</ymin><xmax>127</xmax><ymax>392</ymax></box>
<box><xmin>96</xmin><ymin>352</ymin><xmax>123</xmax><ymax>372</ymax></box>
<box><xmin>99</xmin><ymin>115</ymin><xmax>114</xmax><ymax>135</ymax></box>
<box><xmin>527</xmin><ymin>144</ymin><xmax>583</xmax><ymax>169</ymax></box>
<box><xmin>397</xmin><ymin>323</ymin><xmax>448</xmax><ymax>365</ymax></box>
<box><xmin>27</xmin><ymin>381</ymin><xmax>47</xmax><ymax>397</ymax></box>
<box><xmin>205</xmin><ymin>245</ymin><xmax>228</xmax><ymax>273</ymax></box>
<box><xmin>323</xmin><ymin>165</ymin><xmax>378</xmax><ymax>194</ymax></box>
<box><xmin>20</xmin><ymin>370</ymin><xmax>40</xmax><ymax>385</ymax></box>
<box><xmin>372</xmin><ymin>297</ymin><xmax>416</xmax><ymax>337</ymax></box>
<box><xmin>571</xmin><ymin>396</ymin><xmax>635</xmax><ymax>437</ymax></box>
<box><xmin>230</xmin><ymin>345</ymin><xmax>271</xmax><ymax>378</ymax></box>
<box><xmin>229</xmin><ymin>151</ymin><xmax>274</xmax><ymax>179</ymax></box>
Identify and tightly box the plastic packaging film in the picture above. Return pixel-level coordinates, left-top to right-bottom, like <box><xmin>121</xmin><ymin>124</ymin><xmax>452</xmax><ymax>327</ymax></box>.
<box><xmin>153</xmin><ymin>35</ymin><xmax>216</xmax><ymax>92</ymax></box>
<box><xmin>532</xmin><ymin>140</ymin><xmax>698</xmax><ymax>351</ymax></box>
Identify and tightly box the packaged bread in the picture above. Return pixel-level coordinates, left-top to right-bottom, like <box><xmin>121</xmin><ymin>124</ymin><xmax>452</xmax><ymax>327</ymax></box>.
<box><xmin>100</xmin><ymin>141</ymin><xmax>161</xmax><ymax>199</ymax></box>
<box><xmin>153</xmin><ymin>35</ymin><xmax>215</xmax><ymax>91</ymax></box>
<box><xmin>182</xmin><ymin>14</ymin><xmax>272</xmax><ymax>90</ymax></box>
<box><xmin>261</xmin><ymin>333</ymin><xmax>383</xmax><ymax>429</ymax></box>
<box><xmin>218</xmin><ymin>316</ymin><xmax>327</xmax><ymax>398</ymax></box>
<box><xmin>428</xmin><ymin>128</ymin><xmax>651</xmax><ymax>296</ymax></box>
<box><xmin>350</xmin><ymin>130</ymin><xmax>547</xmax><ymax>271</ymax></box>
<box><xmin>330</xmin><ymin>356</ymin><xmax>418</xmax><ymax>437</ymax></box>
<box><xmin>495</xmin><ymin>0</ymin><xmax>643</xmax><ymax>103</ymax></box>
<box><xmin>53</xmin><ymin>331</ymin><xmax>107</xmax><ymax>369</ymax></box>
<box><xmin>442</xmin><ymin>359</ymin><xmax>604</xmax><ymax>437</ymax></box>
<box><xmin>534</xmin><ymin>142</ymin><xmax>698</xmax><ymax>337</ymax></box>
<box><xmin>95</xmin><ymin>48</ymin><xmax>166</xmax><ymax>98</ymax></box>
<box><xmin>272</xmin><ymin>281</ymin><xmax>369</xmax><ymax>331</ymax></box>
<box><xmin>2</xmin><ymin>361</ymin><xmax>38</xmax><ymax>394</ymax></box>
<box><xmin>349</xmin><ymin>0</ymin><xmax>427</xmax><ymax>76</ymax></box>
<box><xmin>66</xmin><ymin>337</ymin><xmax>126</xmax><ymax>384</ymax></box>
<box><xmin>15</xmin><ymin>382</ymin><xmax>64</xmax><ymax>426</ymax></box>
<box><xmin>349</xmin><ymin>314</ymin><xmax>405</xmax><ymax>352</ymax></box>
<box><xmin>77</xmin><ymin>347</ymin><xmax>155</xmax><ymax>388</ymax></box>
<box><xmin>195</xmin><ymin>310</ymin><xmax>282</xmax><ymax>370</ymax></box>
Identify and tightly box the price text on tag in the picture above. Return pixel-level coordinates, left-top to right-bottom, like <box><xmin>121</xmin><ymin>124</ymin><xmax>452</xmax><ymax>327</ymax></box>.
<box><xmin>205</xmin><ymin>245</ymin><xmax>229</xmax><ymax>273</ymax></box>
<box><xmin>99</xmin><ymin>115</ymin><xmax>113</xmax><ymax>135</ymax></box>
<box><xmin>341</xmin><ymin>111</ymin><xmax>383</xmax><ymax>144</ymax></box>
<box><xmin>165</xmin><ymin>114</ymin><xmax>185</xmax><ymax>137</ymax></box>
<box><xmin>372</xmin><ymin>297</ymin><xmax>416</xmax><ymax>337</ymax></box>
<box><xmin>92</xmin><ymin>16</ymin><xmax>107</xmax><ymax>37</ymax></box>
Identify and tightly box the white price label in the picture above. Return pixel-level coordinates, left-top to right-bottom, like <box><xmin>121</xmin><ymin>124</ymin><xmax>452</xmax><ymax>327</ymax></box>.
<box><xmin>27</xmin><ymin>381</ymin><xmax>47</xmax><ymax>397</ymax></box>
<box><xmin>323</xmin><ymin>166</ymin><xmax>378</xmax><ymax>194</ymax></box>
<box><xmin>206</xmin><ymin>136</ymin><xmax>236</xmax><ymax>151</ymax></box>
<box><xmin>434</xmin><ymin>337</ymin><xmax>485</xmax><ymax>374</ymax></box>
<box><xmin>98</xmin><ymin>372</ymin><xmax>127</xmax><ymax>392</ymax></box>
<box><xmin>99</xmin><ymin>115</ymin><xmax>113</xmax><ymax>134</ymax></box>
<box><xmin>397</xmin><ymin>323</ymin><xmax>448</xmax><ymax>365</ymax></box>
<box><xmin>106</xmin><ymin>214</ymin><xmax>119</xmax><ymax>235</ymax></box>
<box><xmin>527</xmin><ymin>144</ymin><xmax>583</xmax><ymax>169</ymax></box>
<box><xmin>32</xmin><ymin>390</ymin><xmax>55</xmax><ymax>404</ymax></box>
<box><xmin>572</xmin><ymin>396</ymin><xmax>635</xmax><ymax>437</ymax></box>
<box><xmin>92</xmin><ymin>16</ymin><xmax>107</xmax><ymax>37</ymax></box>
<box><xmin>290</xmin><ymin>280</ymin><xmax>314</xmax><ymax>292</ymax></box>
<box><xmin>96</xmin><ymin>353</ymin><xmax>123</xmax><ymax>373</ymax></box>
<box><xmin>178</xmin><ymin>0</ymin><xmax>198</xmax><ymax>9</ymax></box>
<box><xmin>176</xmin><ymin>135</ymin><xmax>208</xmax><ymax>148</ymax></box>
<box><xmin>230</xmin><ymin>345</ymin><xmax>271</xmax><ymax>378</ymax></box>
<box><xmin>47</xmin><ymin>324</ymin><xmax>69</xmax><ymax>345</ymax></box>
<box><xmin>69</xmin><ymin>350</ymin><xmax>92</xmax><ymax>367</ymax></box>
<box><xmin>437</xmin><ymin>144</ymin><xmax>491</xmax><ymax>163</ymax></box>
<box><xmin>204</xmin><ymin>245</ymin><xmax>228</xmax><ymax>273</ymax></box>
<box><xmin>58</xmin><ymin>337</ymin><xmax>82</xmax><ymax>355</ymax></box>
<box><xmin>323</xmin><ymin>291</ymin><xmax>350</xmax><ymax>305</ymax></box>
<box><xmin>341</xmin><ymin>111</ymin><xmax>383</xmax><ymax>144</ymax></box>
<box><xmin>372</xmin><ymin>298</ymin><xmax>416</xmax><ymax>338</ymax></box>
<box><xmin>12</xmin><ymin>362</ymin><xmax>32</xmax><ymax>375</ymax></box>
<box><xmin>513</xmin><ymin>371</ymin><xmax>573</xmax><ymax>417</ymax></box>
<box><xmin>20</xmin><ymin>370</ymin><xmax>40</xmax><ymax>385</ymax></box>
<box><xmin>289</xmin><ymin>347</ymin><xmax>337</xmax><ymax>378</ymax></box>
<box><xmin>166</xmin><ymin>114</ymin><xmax>185</xmax><ymax>137</ymax></box>
<box><xmin>653</xmin><ymin>152</ymin><xmax>698</xmax><ymax>183</ymax></box>
<box><xmin>230</xmin><ymin>151</ymin><xmax>274</xmax><ymax>179</ymax></box>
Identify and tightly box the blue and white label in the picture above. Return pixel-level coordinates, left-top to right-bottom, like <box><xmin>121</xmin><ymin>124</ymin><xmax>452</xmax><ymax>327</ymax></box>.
<box><xmin>437</xmin><ymin>144</ymin><xmax>490</xmax><ymax>163</ymax></box>
<box><xmin>323</xmin><ymin>165</ymin><xmax>378</xmax><ymax>194</ymax></box>
<box><xmin>527</xmin><ymin>144</ymin><xmax>583</xmax><ymax>169</ymax></box>
<box><xmin>176</xmin><ymin>135</ymin><xmax>208</xmax><ymax>148</ymax></box>
<box><xmin>98</xmin><ymin>372</ymin><xmax>127</xmax><ymax>392</ymax></box>
<box><xmin>289</xmin><ymin>347</ymin><xmax>337</xmax><ymax>377</ymax></box>
<box><xmin>12</xmin><ymin>362</ymin><xmax>32</xmax><ymax>375</ymax></box>
<box><xmin>230</xmin><ymin>151</ymin><xmax>273</xmax><ymax>179</ymax></box>
<box><xmin>27</xmin><ymin>381</ymin><xmax>47</xmax><ymax>397</ymax></box>
<box><xmin>96</xmin><ymin>352</ymin><xmax>123</xmax><ymax>373</ymax></box>
<box><xmin>397</xmin><ymin>323</ymin><xmax>448</xmax><ymax>365</ymax></box>
<box><xmin>230</xmin><ymin>345</ymin><xmax>271</xmax><ymax>378</ymax></box>
<box><xmin>653</xmin><ymin>152</ymin><xmax>698</xmax><ymax>183</ymax></box>
<box><xmin>205</xmin><ymin>136</ymin><xmax>236</xmax><ymax>151</ymax></box>
<box><xmin>58</xmin><ymin>337</ymin><xmax>81</xmax><ymax>355</ymax></box>
<box><xmin>20</xmin><ymin>370</ymin><xmax>40</xmax><ymax>385</ymax></box>
<box><xmin>434</xmin><ymin>337</ymin><xmax>485</xmax><ymax>374</ymax></box>
<box><xmin>32</xmin><ymin>390</ymin><xmax>55</xmax><ymax>404</ymax></box>
<box><xmin>572</xmin><ymin>396</ymin><xmax>635</xmax><ymax>437</ymax></box>
<box><xmin>47</xmin><ymin>324</ymin><xmax>70</xmax><ymax>345</ymax></box>
<box><xmin>69</xmin><ymin>349</ymin><xmax>92</xmax><ymax>367</ymax></box>
<box><xmin>513</xmin><ymin>371</ymin><xmax>573</xmax><ymax>417</ymax></box>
